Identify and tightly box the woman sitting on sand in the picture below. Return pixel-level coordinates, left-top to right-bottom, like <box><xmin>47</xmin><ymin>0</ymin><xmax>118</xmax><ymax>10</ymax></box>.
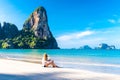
<box><xmin>42</xmin><ymin>53</ymin><xmax>58</xmax><ymax>68</ymax></box>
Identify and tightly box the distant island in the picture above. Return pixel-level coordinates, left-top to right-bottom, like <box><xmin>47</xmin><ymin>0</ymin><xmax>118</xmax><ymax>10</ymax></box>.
<box><xmin>79</xmin><ymin>43</ymin><xmax>116</xmax><ymax>50</ymax></box>
<box><xmin>0</xmin><ymin>6</ymin><xmax>59</xmax><ymax>49</ymax></box>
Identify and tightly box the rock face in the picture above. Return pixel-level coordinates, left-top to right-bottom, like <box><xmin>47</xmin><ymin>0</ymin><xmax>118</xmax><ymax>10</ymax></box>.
<box><xmin>23</xmin><ymin>7</ymin><xmax>51</xmax><ymax>40</ymax></box>
<box><xmin>23</xmin><ymin>6</ymin><xmax>59</xmax><ymax>49</ymax></box>
<box><xmin>0</xmin><ymin>7</ymin><xmax>59</xmax><ymax>49</ymax></box>
<box><xmin>0</xmin><ymin>22</ymin><xmax>19</xmax><ymax>39</ymax></box>
<box><xmin>95</xmin><ymin>43</ymin><xmax>116</xmax><ymax>50</ymax></box>
<box><xmin>79</xmin><ymin>45</ymin><xmax>92</xmax><ymax>50</ymax></box>
<box><xmin>2</xmin><ymin>22</ymin><xmax>19</xmax><ymax>38</ymax></box>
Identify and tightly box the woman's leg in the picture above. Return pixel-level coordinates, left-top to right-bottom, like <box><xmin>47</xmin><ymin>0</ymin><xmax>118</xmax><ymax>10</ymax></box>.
<box><xmin>51</xmin><ymin>61</ymin><xmax>58</xmax><ymax>67</ymax></box>
<box><xmin>45</xmin><ymin>60</ymin><xmax>58</xmax><ymax>67</ymax></box>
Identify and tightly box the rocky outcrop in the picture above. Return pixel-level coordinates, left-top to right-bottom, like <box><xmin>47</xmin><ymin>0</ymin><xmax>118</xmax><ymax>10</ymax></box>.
<box><xmin>0</xmin><ymin>6</ymin><xmax>59</xmax><ymax>49</ymax></box>
<box><xmin>2</xmin><ymin>22</ymin><xmax>19</xmax><ymax>38</ymax></box>
<box><xmin>23</xmin><ymin>6</ymin><xmax>59</xmax><ymax>49</ymax></box>
<box><xmin>79</xmin><ymin>45</ymin><xmax>92</xmax><ymax>50</ymax></box>
<box><xmin>95</xmin><ymin>43</ymin><xmax>116</xmax><ymax>50</ymax></box>
<box><xmin>23</xmin><ymin>6</ymin><xmax>52</xmax><ymax>40</ymax></box>
<box><xmin>0</xmin><ymin>22</ymin><xmax>19</xmax><ymax>39</ymax></box>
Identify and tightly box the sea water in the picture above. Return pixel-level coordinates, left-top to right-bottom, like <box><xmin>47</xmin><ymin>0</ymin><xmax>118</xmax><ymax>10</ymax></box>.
<box><xmin>0</xmin><ymin>49</ymin><xmax>120</xmax><ymax>75</ymax></box>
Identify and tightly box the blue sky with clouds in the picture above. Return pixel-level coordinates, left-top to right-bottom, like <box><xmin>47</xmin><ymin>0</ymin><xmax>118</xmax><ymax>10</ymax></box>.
<box><xmin>0</xmin><ymin>0</ymin><xmax>120</xmax><ymax>48</ymax></box>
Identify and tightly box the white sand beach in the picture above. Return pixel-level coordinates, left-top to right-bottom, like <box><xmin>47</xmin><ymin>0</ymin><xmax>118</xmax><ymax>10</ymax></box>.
<box><xmin>0</xmin><ymin>59</ymin><xmax>120</xmax><ymax>80</ymax></box>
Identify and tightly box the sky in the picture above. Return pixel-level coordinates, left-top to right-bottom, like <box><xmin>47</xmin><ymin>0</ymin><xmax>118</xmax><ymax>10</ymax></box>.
<box><xmin>0</xmin><ymin>0</ymin><xmax>120</xmax><ymax>49</ymax></box>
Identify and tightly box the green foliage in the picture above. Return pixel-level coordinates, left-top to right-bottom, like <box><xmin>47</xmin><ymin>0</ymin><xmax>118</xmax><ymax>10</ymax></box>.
<box><xmin>0</xmin><ymin>29</ymin><xmax>56</xmax><ymax>49</ymax></box>
<box><xmin>29</xmin><ymin>41</ymin><xmax>36</xmax><ymax>48</ymax></box>
<box><xmin>2</xmin><ymin>42</ymin><xmax>10</xmax><ymax>49</ymax></box>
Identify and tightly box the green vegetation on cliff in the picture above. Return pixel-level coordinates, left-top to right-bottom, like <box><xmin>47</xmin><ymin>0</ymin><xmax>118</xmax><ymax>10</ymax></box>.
<box><xmin>0</xmin><ymin>28</ymin><xmax>58</xmax><ymax>49</ymax></box>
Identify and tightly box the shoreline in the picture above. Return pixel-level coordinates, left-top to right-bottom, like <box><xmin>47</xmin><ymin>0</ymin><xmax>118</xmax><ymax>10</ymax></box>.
<box><xmin>0</xmin><ymin>59</ymin><xmax>120</xmax><ymax>80</ymax></box>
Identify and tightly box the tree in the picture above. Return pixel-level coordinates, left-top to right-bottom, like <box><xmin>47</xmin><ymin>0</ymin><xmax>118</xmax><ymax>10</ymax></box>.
<box><xmin>18</xmin><ymin>42</ymin><xmax>24</xmax><ymax>48</ymax></box>
<box><xmin>29</xmin><ymin>41</ymin><xmax>36</xmax><ymax>48</ymax></box>
<box><xmin>2</xmin><ymin>42</ymin><xmax>10</xmax><ymax>49</ymax></box>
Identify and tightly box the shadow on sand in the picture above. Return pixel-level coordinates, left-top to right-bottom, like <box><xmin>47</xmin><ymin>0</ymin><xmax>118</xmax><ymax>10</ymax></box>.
<box><xmin>0</xmin><ymin>72</ymin><xmax>74</xmax><ymax>80</ymax></box>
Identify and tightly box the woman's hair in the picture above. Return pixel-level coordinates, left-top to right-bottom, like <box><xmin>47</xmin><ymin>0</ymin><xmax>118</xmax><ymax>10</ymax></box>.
<box><xmin>43</xmin><ymin>53</ymin><xmax>48</xmax><ymax>61</ymax></box>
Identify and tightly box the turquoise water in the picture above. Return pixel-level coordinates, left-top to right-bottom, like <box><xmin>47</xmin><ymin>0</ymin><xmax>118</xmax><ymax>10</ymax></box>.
<box><xmin>0</xmin><ymin>49</ymin><xmax>120</xmax><ymax>74</ymax></box>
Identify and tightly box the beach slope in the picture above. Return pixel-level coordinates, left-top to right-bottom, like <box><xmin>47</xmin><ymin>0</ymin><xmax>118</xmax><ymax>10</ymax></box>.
<box><xmin>0</xmin><ymin>59</ymin><xmax>120</xmax><ymax>80</ymax></box>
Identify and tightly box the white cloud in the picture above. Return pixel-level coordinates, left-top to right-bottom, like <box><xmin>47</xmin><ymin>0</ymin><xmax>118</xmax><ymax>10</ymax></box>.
<box><xmin>108</xmin><ymin>19</ymin><xmax>116</xmax><ymax>24</ymax></box>
<box><xmin>56</xmin><ymin>27</ymin><xmax>120</xmax><ymax>49</ymax></box>
<box><xmin>108</xmin><ymin>18</ymin><xmax>120</xmax><ymax>24</ymax></box>
<box><xmin>57</xmin><ymin>31</ymin><xmax>94</xmax><ymax>41</ymax></box>
<box><xmin>56</xmin><ymin>30</ymin><xmax>95</xmax><ymax>48</ymax></box>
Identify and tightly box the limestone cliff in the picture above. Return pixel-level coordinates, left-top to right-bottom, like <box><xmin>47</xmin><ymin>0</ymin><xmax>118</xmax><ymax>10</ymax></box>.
<box><xmin>23</xmin><ymin>6</ymin><xmax>59</xmax><ymax>49</ymax></box>
<box><xmin>95</xmin><ymin>43</ymin><xmax>116</xmax><ymax>50</ymax></box>
<box><xmin>2</xmin><ymin>22</ymin><xmax>19</xmax><ymax>38</ymax></box>
<box><xmin>23</xmin><ymin>7</ymin><xmax>52</xmax><ymax>39</ymax></box>
<box><xmin>0</xmin><ymin>22</ymin><xmax>19</xmax><ymax>39</ymax></box>
<box><xmin>0</xmin><ymin>6</ymin><xmax>59</xmax><ymax>49</ymax></box>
